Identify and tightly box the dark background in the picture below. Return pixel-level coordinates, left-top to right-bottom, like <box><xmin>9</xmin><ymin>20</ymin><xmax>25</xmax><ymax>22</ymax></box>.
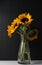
<box><xmin>0</xmin><ymin>0</ymin><xmax>42</xmax><ymax>60</ymax></box>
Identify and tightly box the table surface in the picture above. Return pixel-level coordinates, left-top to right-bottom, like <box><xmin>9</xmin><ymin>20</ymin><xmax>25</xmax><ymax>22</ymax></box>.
<box><xmin>0</xmin><ymin>60</ymin><xmax>42</xmax><ymax>65</ymax></box>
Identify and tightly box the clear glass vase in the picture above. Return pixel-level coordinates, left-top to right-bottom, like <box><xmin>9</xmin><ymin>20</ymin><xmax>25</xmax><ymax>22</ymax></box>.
<box><xmin>18</xmin><ymin>33</ymin><xmax>31</xmax><ymax>64</ymax></box>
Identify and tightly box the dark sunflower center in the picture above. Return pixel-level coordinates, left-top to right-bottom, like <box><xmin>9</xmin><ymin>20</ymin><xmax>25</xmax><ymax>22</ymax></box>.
<box><xmin>21</xmin><ymin>18</ymin><xmax>28</xmax><ymax>22</ymax></box>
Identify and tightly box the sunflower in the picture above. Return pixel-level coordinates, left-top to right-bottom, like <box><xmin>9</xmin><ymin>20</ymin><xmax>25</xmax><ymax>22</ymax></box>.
<box><xmin>27</xmin><ymin>29</ymin><xmax>38</xmax><ymax>41</ymax></box>
<box><xmin>18</xmin><ymin>13</ymin><xmax>33</xmax><ymax>25</ymax></box>
<box><xmin>11</xmin><ymin>18</ymin><xmax>21</xmax><ymax>26</ymax></box>
<box><xmin>7</xmin><ymin>25</ymin><xmax>18</xmax><ymax>37</ymax></box>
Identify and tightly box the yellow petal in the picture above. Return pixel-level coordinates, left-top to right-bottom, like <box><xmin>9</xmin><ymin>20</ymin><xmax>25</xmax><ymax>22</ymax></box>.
<box><xmin>27</xmin><ymin>13</ymin><xmax>32</xmax><ymax>19</ymax></box>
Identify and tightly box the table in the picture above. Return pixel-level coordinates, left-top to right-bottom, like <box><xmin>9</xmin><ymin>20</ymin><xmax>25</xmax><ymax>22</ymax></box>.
<box><xmin>0</xmin><ymin>60</ymin><xmax>42</xmax><ymax>65</ymax></box>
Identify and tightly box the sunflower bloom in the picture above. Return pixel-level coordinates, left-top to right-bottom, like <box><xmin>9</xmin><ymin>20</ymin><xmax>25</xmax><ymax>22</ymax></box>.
<box><xmin>27</xmin><ymin>29</ymin><xmax>38</xmax><ymax>41</ymax></box>
<box><xmin>7</xmin><ymin>24</ymin><xmax>19</xmax><ymax>37</ymax></box>
<box><xmin>18</xmin><ymin>13</ymin><xmax>33</xmax><ymax>25</ymax></box>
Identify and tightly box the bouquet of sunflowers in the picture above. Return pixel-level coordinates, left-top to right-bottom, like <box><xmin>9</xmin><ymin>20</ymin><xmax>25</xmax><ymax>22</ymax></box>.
<box><xmin>7</xmin><ymin>13</ymin><xmax>38</xmax><ymax>41</ymax></box>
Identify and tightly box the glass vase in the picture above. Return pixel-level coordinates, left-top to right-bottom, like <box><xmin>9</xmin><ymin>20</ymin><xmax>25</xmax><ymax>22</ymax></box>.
<box><xmin>18</xmin><ymin>33</ymin><xmax>31</xmax><ymax>64</ymax></box>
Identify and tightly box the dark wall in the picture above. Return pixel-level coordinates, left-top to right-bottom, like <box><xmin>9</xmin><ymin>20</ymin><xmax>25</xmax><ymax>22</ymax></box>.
<box><xmin>0</xmin><ymin>0</ymin><xmax>42</xmax><ymax>60</ymax></box>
